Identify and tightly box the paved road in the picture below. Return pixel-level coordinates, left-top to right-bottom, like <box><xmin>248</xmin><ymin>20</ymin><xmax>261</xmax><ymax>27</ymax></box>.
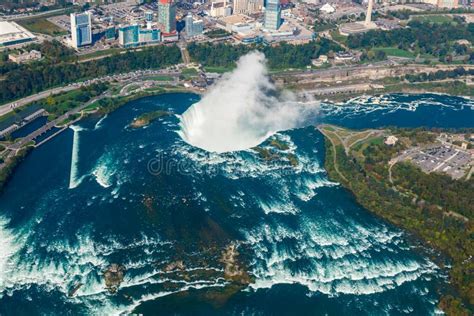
<box><xmin>0</xmin><ymin>69</ymin><xmax>182</xmax><ymax>118</ymax></box>
<box><xmin>2</xmin><ymin>8</ymin><xmax>66</xmax><ymax>21</ymax></box>
<box><xmin>0</xmin><ymin>85</ymin><xmax>79</xmax><ymax>117</ymax></box>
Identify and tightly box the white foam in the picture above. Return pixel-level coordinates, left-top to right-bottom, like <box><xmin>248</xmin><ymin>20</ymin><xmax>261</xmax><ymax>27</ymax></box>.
<box><xmin>68</xmin><ymin>125</ymin><xmax>85</xmax><ymax>189</ymax></box>
<box><xmin>244</xmin><ymin>216</ymin><xmax>438</xmax><ymax>297</ymax></box>
<box><xmin>178</xmin><ymin>52</ymin><xmax>319</xmax><ymax>153</ymax></box>
<box><xmin>92</xmin><ymin>153</ymin><xmax>116</xmax><ymax>188</ymax></box>
<box><xmin>0</xmin><ymin>216</ymin><xmax>21</xmax><ymax>292</ymax></box>
<box><xmin>94</xmin><ymin>114</ymin><xmax>108</xmax><ymax>130</ymax></box>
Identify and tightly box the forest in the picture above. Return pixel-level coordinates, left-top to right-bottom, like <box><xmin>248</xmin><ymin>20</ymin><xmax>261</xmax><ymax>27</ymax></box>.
<box><xmin>323</xmin><ymin>128</ymin><xmax>473</xmax><ymax>316</ymax></box>
<box><xmin>187</xmin><ymin>38</ymin><xmax>342</xmax><ymax>69</ymax></box>
<box><xmin>347</xmin><ymin>21</ymin><xmax>474</xmax><ymax>59</ymax></box>
<box><xmin>0</xmin><ymin>43</ymin><xmax>181</xmax><ymax>104</ymax></box>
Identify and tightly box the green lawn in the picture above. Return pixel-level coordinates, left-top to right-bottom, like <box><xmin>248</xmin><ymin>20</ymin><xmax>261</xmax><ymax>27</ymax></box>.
<box><xmin>329</xmin><ymin>30</ymin><xmax>347</xmax><ymax>45</ymax></box>
<box><xmin>180</xmin><ymin>68</ymin><xmax>199</xmax><ymax>79</ymax></box>
<box><xmin>411</xmin><ymin>15</ymin><xmax>453</xmax><ymax>24</ymax></box>
<box><xmin>78</xmin><ymin>48</ymin><xmax>124</xmax><ymax>61</ymax></box>
<box><xmin>203</xmin><ymin>66</ymin><xmax>234</xmax><ymax>74</ymax></box>
<box><xmin>18</xmin><ymin>18</ymin><xmax>67</xmax><ymax>36</ymax></box>
<box><xmin>147</xmin><ymin>75</ymin><xmax>173</xmax><ymax>81</ymax></box>
<box><xmin>373</xmin><ymin>47</ymin><xmax>415</xmax><ymax>58</ymax></box>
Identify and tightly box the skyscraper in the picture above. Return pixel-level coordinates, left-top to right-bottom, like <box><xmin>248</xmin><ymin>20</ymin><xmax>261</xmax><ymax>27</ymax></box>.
<box><xmin>70</xmin><ymin>12</ymin><xmax>92</xmax><ymax>48</ymax></box>
<box><xmin>185</xmin><ymin>13</ymin><xmax>204</xmax><ymax>37</ymax></box>
<box><xmin>264</xmin><ymin>0</ymin><xmax>281</xmax><ymax>30</ymax></box>
<box><xmin>233</xmin><ymin>0</ymin><xmax>263</xmax><ymax>14</ymax></box>
<box><xmin>158</xmin><ymin>0</ymin><xmax>176</xmax><ymax>34</ymax></box>
<box><xmin>118</xmin><ymin>24</ymin><xmax>139</xmax><ymax>48</ymax></box>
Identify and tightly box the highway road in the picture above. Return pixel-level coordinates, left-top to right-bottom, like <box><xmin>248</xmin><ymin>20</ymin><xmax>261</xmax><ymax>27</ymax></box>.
<box><xmin>0</xmin><ymin>69</ymin><xmax>182</xmax><ymax>118</ymax></box>
<box><xmin>0</xmin><ymin>85</ymin><xmax>79</xmax><ymax>117</ymax></box>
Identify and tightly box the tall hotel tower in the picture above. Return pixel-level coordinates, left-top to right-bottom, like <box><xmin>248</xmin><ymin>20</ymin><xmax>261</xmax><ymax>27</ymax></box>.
<box><xmin>158</xmin><ymin>0</ymin><xmax>176</xmax><ymax>34</ymax></box>
<box><xmin>264</xmin><ymin>0</ymin><xmax>281</xmax><ymax>31</ymax></box>
<box><xmin>70</xmin><ymin>12</ymin><xmax>92</xmax><ymax>48</ymax></box>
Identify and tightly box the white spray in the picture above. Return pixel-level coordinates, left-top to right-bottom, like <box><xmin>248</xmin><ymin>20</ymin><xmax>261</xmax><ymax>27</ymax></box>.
<box><xmin>178</xmin><ymin>52</ymin><xmax>319</xmax><ymax>153</ymax></box>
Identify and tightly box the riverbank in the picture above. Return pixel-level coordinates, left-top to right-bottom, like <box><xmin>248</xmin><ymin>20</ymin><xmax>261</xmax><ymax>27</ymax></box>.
<box><xmin>310</xmin><ymin>80</ymin><xmax>474</xmax><ymax>103</ymax></box>
<box><xmin>319</xmin><ymin>125</ymin><xmax>473</xmax><ymax>316</ymax></box>
<box><xmin>0</xmin><ymin>86</ymin><xmax>198</xmax><ymax>192</ymax></box>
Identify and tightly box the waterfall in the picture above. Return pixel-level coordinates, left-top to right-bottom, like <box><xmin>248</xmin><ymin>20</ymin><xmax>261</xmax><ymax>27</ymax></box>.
<box><xmin>69</xmin><ymin>125</ymin><xmax>85</xmax><ymax>189</ymax></box>
<box><xmin>178</xmin><ymin>52</ymin><xmax>319</xmax><ymax>153</ymax></box>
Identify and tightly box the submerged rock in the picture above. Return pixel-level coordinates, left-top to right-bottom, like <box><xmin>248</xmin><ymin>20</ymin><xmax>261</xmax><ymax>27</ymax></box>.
<box><xmin>68</xmin><ymin>282</ymin><xmax>83</xmax><ymax>297</ymax></box>
<box><xmin>103</xmin><ymin>264</ymin><xmax>126</xmax><ymax>294</ymax></box>
<box><xmin>221</xmin><ymin>243</ymin><xmax>252</xmax><ymax>285</ymax></box>
<box><xmin>164</xmin><ymin>260</ymin><xmax>185</xmax><ymax>272</ymax></box>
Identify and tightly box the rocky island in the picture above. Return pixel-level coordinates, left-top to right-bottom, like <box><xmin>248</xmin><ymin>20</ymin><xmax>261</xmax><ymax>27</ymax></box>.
<box><xmin>130</xmin><ymin>110</ymin><xmax>171</xmax><ymax>128</ymax></box>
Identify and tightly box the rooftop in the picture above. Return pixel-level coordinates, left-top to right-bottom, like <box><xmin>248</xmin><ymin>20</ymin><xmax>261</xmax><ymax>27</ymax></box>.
<box><xmin>0</xmin><ymin>21</ymin><xmax>36</xmax><ymax>46</ymax></box>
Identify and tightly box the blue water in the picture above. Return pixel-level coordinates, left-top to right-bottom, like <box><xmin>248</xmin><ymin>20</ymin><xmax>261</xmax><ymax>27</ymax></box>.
<box><xmin>10</xmin><ymin>116</ymin><xmax>48</xmax><ymax>140</ymax></box>
<box><xmin>0</xmin><ymin>93</ymin><xmax>472</xmax><ymax>315</ymax></box>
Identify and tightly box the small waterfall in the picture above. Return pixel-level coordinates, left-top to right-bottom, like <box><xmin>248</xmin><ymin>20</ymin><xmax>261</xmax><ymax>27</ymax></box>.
<box><xmin>69</xmin><ymin>125</ymin><xmax>85</xmax><ymax>189</ymax></box>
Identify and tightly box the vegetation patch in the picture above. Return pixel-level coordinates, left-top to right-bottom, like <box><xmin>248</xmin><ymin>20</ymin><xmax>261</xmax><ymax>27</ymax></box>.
<box><xmin>18</xmin><ymin>18</ymin><xmax>67</xmax><ymax>36</ymax></box>
<box><xmin>130</xmin><ymin>110</ymin><xmax>171</xmax><ymax>128</ymax></box>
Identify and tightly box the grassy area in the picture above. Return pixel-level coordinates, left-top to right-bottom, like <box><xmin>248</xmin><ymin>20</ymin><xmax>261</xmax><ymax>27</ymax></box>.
<box><xmin>203</xmin><ymin>66</ymin><xmax>234</xmax><ymax>74</ymax></box>
<box><xmin>411</xmin><ymin>15</ymin><xmax>453</xmax><ymax>24</ymax></box>
<box><xmin>373</xmin><ymin>47</ymin><xmax>415</xmax><ymax>58</ymax></box>
<box><xmin>180</xmin><ymin>68</ymin><xmax>199</xmax><ymax>79</ymax></box>
<box><xmin>147</xmin><ymin>75</ymin><xmax>173</xmax><ymax>81</ymax></box>
<box><xmin>57</xmin><ymin>113</ymin><xmax>81</xmax><ymax>127</ymax></box>
<box><xmin>18</xmin><ymin>17</ymin><xmax>67</xmax><ymax>36</ymax></box>
<box><xmin>78</xmin><ymin>48</ymin><xmax>124</xmax><ymax>61</ymax></box>
<box><xmin>329</xmin><ymin>30</ymin><xmax>348</xmax><ymax>45</ymax></box>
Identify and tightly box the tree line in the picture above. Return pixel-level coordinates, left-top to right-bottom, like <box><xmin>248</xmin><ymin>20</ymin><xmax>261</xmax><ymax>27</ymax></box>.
<box><xmin>188</xmin><ymin>38</ymin><xmax>342</xmax><ymax>70</ymax></box>
<box><xmin>0</xmin><ymin>43</ymin><xmax>181</xmax><ymax>104</ymax></box>
<box><xmin>347</xmin><ymin>21</ymin><xmax>474</xmax><ymax>59</ymax></box>
<box><xmin>405</xmin><ymin>66</ymin><xmax>474</xmax><ymax>82</ymax></box>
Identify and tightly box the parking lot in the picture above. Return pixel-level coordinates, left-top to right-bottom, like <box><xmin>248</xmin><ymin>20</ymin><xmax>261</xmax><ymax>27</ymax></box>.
<box><xmin>407</xmin><ymin>145</ymin><xmax>472</xmax><ymax>179</ymax></box>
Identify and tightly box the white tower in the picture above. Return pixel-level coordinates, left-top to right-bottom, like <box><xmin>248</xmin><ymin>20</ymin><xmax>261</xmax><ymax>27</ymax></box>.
<box><xmin>365</xmin><ymin>0</ymin><xmax>374</xmax><ymax>26</ymax></box>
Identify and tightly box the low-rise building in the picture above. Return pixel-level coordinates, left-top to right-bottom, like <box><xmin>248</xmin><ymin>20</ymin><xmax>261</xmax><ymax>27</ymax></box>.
<box><xmin>8</xmin><ymin>50</ymin><xmax>42</xmax><ymax>63</ymax></box>
<box><xmin>335</xmin><ymin>51</ymin><xmax>354</xmax><ymax>62</ymax></box>
<box><xmin>119</xmin><ymin>24</ymin><xmax>161</xmax><ymax>47</ymax></box>
<box><xmin>0</xmin><ymin>21</ymin><xmax>36</xmax><ymax>48</ymax></box>
<box><xmin>384</xmin><ymin>135</ymin><xmax>399</xmax><ymax>146</ymax></box>
<box><xmin>312</xmin><ymin>54</ymin><xmax>328</xmax><ymax>66</ymax></box>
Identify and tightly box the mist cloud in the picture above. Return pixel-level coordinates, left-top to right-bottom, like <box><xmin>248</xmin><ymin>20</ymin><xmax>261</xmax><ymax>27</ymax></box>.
<box><xmin>178</xmin><ymin>51</ymin><xmax>319</xmax><ymax>153</ymax></box>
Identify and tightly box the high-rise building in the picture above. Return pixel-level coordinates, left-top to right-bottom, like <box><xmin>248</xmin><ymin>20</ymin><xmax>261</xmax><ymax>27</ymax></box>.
<box><xmin>233</xmin><ymin>0</ymin><xmax>249</xmax><ymax>14</ymax></box>
<box><xmin>264</xmin><ymin>0</ymin><xmax>281</xmax><ymax>30</ymax></box>
<box><xmin>233</xmin><ymin>0</ymin><xmax>263</xmax><ymax>14</ymax></box>
<box><xmin>139</xmin><ymin>28</ymin><xmax>161</xmax><ymax>43</ymax></box>
<box><xmin>247</xmin><ymin>0</ymin><xmax>264</xmax><ymax>14</ymax></box>
<box><xmin>210</xmin><ymin>0</ymin><xmax>231</xmax><ymax>17</ymax></box>
<box><xmin>185</xmin><ymin>13</ymin><xmax>204</xmax><ymax>37</ymax></box>
<box><xmin>158</xmin><ymin>0</ymin><xmax>176</xmax><ymax>34</ymax></box>
<box><xmin>119</xmin><ymin>24</ymin><xmax>161</xmax><ymax>47</ymax></box>
<box><xmin>118</xmin><ymin>24</ymin><xmax>139</xmax><ymax>48</ymax></box>
<box><xmin>70</xmin><ymin>12</ymin><xmax>92</xmax><ymax>48</ymax></box>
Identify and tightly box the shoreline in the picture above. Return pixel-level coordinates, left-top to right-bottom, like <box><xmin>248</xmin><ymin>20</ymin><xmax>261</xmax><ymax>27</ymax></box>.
<box><xmin>319</xmin><ymin>125</ymin><xmax>473</xmax><ymax>314</ymax></box>
<box><xmin>0</xmin><ymin>87</ymin><xmax>197</xmax><ymax>193</ymax></box>
<box><xmin>0</xmin><ymin>86</ymin><xmax>470</xmax><ymax>192</ymax></box>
